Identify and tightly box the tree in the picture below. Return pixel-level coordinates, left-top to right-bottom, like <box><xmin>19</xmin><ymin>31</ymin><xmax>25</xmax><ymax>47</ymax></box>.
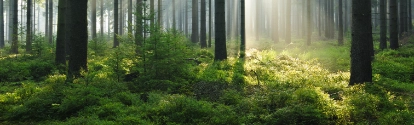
<box><xmin>151</xmin><ymin>0</ymin><xmax>154</xmax><ymax>29</ymax></box>
<box><xmin>350</xmin><ymin>0</ymin><xmax>373</xmax><ymax>85</ymax></box>
<box><xmin>379</xmin><ymin>0</ymin><xmax>387</xmax><ymax>49</ymax></box>
<box><xmin>100</xmin><ymin>0</ymin><xmax>104</xmax><ymax>37</ymax></box>
<box><xmin>173</xmin><ymin>0</ymin><xmax>176</xmax><ymax>28</ymax></box>
<box><xmin>192</xmin><ymin>0</ymin><xmax>199</xmax><ymax>43</ymax></box>
<box><xmin>158</xmin><ymin>0</ymin><xmax>162</xmax><ymax>27</ymax></box>
<box><xmin>0</xmin><ymin>0</ymin><xmax>4</xmax><ymax>48</ymax></box>
<box><xmin>10</xmin><ymin>0</ymin><xmax>18</xmax><ymax>54</ymax></box>
<box><xmin>400</xmin><ymin>0</ymin><xmax>407</xmax><ymax>37</ymax></box>
<box><xmin>66</xmin><ymin>0</ymin><xmax>88</xmax><ymax>80</ymax></box>
<box><xmin>113</xmin><ymin>0</ymin><xmax>119</xmax><ymax>48</ymax></box>
<box><xmin>286</xmin><ymin>0</ymin><xmax>291</xmax><ymax>43</ymax></box>
<box><xmin>307</xmin><ymin>0</ymin><xmax>311</xmax><ymax>46</ymax></box>
<box><xmin>45</xmin><ymin>0</ymin><xmax>48</xmax><ymax>40</ymax></box>
<box><xmin>92</xmin><ymin>0</ymin><xmax>97</xmax><ymax>40</ymax></box>
<box><xmin>56</xmin><ymin>0</ymin><xmax>66</xmax><ymax>65</ymax></box>
<box><xmin>272</xmin><ymin>0</ymin><xmax>278</xmax><ymax>43</ymax></box>
<box><xmin>389</xmin><ymin>0</ymin><xmax>398</xmax><ymax>49</ymax></box>
<box><xmin>135</xmin><ymin>0</ymin><xmax>143</xmax><ymax>54</ymax></box>
<box><xmin>208</xmin><ymin>0</ymin><xmax>212</xmax><ymax>48</ymax></box>
<box><xmin>49</xmin><ymin>0</ymin><xmax>53</xmax><ymax>44</ymax></box>
<box><xmin>240</xmin><ymin>0</ymin><xmax>245</xmax><ymax>58</ymax></box>
<box><xmin>200</xmin><ymin>0</ymin><xmax>207</xmax><ymax>48</ymax></box>
<box><xmin>128</xmin><ymin>0</ymin><xmax>132</xmax><ymax>34</ymax></box>
<box><xmin>214</xmin><ymin>0</ymin><xmax>226</xmax><ymax>61</ymax></box>
<box><xmin>26</xmin><ymin>0</ymin><xmax>33</xmax><ymax>53</ymax></box>
<box><xmin>409</xmin><ymin>0</ymin><xmax>412</xmax><ymax>31</ymax></box>
<box><xmin>338</xmin><ymin>0</ymin><xmax>344</xmax><ymax>45</ymax></box>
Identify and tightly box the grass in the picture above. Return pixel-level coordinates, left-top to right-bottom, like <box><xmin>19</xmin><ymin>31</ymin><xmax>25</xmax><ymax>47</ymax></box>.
<box><xmin>0</xmin><ymin>32</ymin><xmax>414</xmax><ymax>124</ymax></box>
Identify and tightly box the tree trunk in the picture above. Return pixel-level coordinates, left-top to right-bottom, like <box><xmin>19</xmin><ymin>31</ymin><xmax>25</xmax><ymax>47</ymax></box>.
<box><xmin>380</xmin><ymin>0</ymin><xmax>387</xmax><ymax>49</ymax></box>
<box><xmin>92</xmin><ymin>0</ymin><xmax>97</xmax><ymax>40</ymax></box>
<box><xmin>200</xmin><ymin>0</ymin><xmax>207</xmax><ymax>48</ymax></box>
<box><xmin>66</xmin><ymin>0</ymin><xmax>88</xmax><ymax>80</ymax></box>
<box><xmin>307</xmin><ymin>0</ymin><xmax>311</xmax><ymax>46</ymax></box>
<box><xmin>113</xmin><ymin>0</ymin><xmax>119</xmax><ymax>48</ymax></box>
<box><xmin>214</xmin><ymin>0</ymin><xmax>227</xmax><ymax>61</ymax></box>
<box><xmin>389</xmin><ymin>0</ymin><xmax>399</xmax><ymax>49</ymax></box>
<box><xmin>208</xmin><ymin>0</ymin><xmax>212</xmax><ymax>48</ymax></box>
<box><xmin>0</xmin><ymin>0</ymin><xmax>4</xmax><ymax>48</ymax></box>
<box><xmin>408</xmin><ymin>0</ymin><xmax>412</xmax><ymax>31</ymax></box>
<box><xmin>185</xmin><ymin>0</ymin><xmax>188</xmax><ymax>37</ymax></box>
<box><xmin>192</xmin><ymin>0</ymin><xmax>199</xmax><ymax>43</ymax></box>
<box><xmin>173</xmin><ymin>0</ymin><xmax>176</xmax><ymax>29</ymax></box>
<box><xmin>135</xmin><ymin>0</ymin><xmax>143</xmax><ymax>54</ymax></box>
<box><xmin>256</xmin><ymin>0</ymin><xmax>260</xmax><ymax>41</ymax></box>
<box><xmin>100</xmin><ymin>0</ymin><xmax>104</xmax><ymax>37</ymax></box>
<box><xmin>128</xmin><ymin>0</ymin><xmax>132</xmax><ymax>34</ymax></box>
<box><xmin>272</xmin><ymin>0</ymin><xmax>279</xmax><ymax>43</ymax></box>
<box><xmin>26</xmin><ymin>0</ymin><xmax>33</xmax><ymax>53</ymax></box>
<box><xmin>158</xmin><ymin>0</ymin><xmax>162</xmax><ymax>27</ymax></box>
<box><xmin>240</xmin><ymin>0</ymin><xmax>245</xmax><ymax>58</ymax></box>
<box><xmin>350</xmin><ymin>0</ymin><xmax>373</xmax><ymax>85</ymax></box>
<box><xmin>56</xmin><ymin>0</ymin><xmax>66</xmax><ymax>65</ymax></box>
<box><xmin>49</xmin><ymin>0</ymin><xmax>53</xmax><ymax>44</ymax></box>
<box><xmin>344</xmin><ymin>0</ymin><xmax>348</xmax><ymax>33</ymax></box>
<box><xmin>286</xmin><ymin>0</ymin><xmax>291</xmax><ymax>43</ymax></box>
<box><xmin>45</xmin><ymin>0</ymin><xmax>48</xmax><ymax>40</ymax></box>
<box><xmin>338</xmin><ymin>0</ymin><xmax>344</xmax><ymax>45</ymax></box>
<box><xmin>11</xmin><ymin>0</ymin><xmax>18</xmax><ymax>54</ymax></box>
<box><xmin>400</xmin><ymin>0</ymin><xmax>408</xmax><ymax>37</ymax></box>
<box><xmin>318</xmin><ymin>0</ymin><xmax>322</xmax><ymax>37</ymax></box>
<box><xmin>119</xmin><ymin>0</ymin><xmax>123</xmax><ymax>35</ymax></box>
<box><xmin>151</xmin><ymin>0</ymin><xmax>154</xmax><ymax>29</ymax></box>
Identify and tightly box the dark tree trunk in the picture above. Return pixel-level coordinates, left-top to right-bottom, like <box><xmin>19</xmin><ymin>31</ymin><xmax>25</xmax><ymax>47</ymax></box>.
<box><xmin>135</xmin><ymin>0</ymin><xmax>143</xmax><ymax>54</ymax></box>
<box><xmin>173</xmin><ymin>0</ymin><xmax>176</xmax><ymax>29</ymax></box>
<box><xmin>272</xmin><ymin>0</ymin><xmax>279</xmax><ymax>43</ymax></box>
<box><xmin>66</xmin><ymin>0</ymin><xmax>88</xmax><ymax>80</ymax></box>
<box><xmin>344</xmin><ymin>0</ymin><xmax>348</xmax><ymax>33</ymax></box>
<box><xmin>408</xmin><ymin>0</ymin><xmax>412</xmax><ymax>31</ymax></box>
<box><xmin>214</xmin><ymin>0</ymin><xmax>227</xmax><ymax>61</ymax></box>
<box><xmin>350</xmin><ymin>0</ymin><xmax>373</xmax><ymax>85</ymax></box>
<box><xmin>11</xmin><ymin>0</ymin><xmax>18</xmax><ymax>54</ymax></box>
<box><xmin>380</xmin><ymin>0</ymin><xmax>387</xmax><ymax>49</ymax></box>
<box><xmin>240</xmin><ymin>0</ymin><xmax>245</xmax><ymax>58</ymax></box>
<box><xmin>26</xmin><ymin>0</ymin><xmax>33</xmax><ymax>53</ymax></box>
<box><xmin>389</xmin><ymin>0</ymin><xmax>399</xmax><ymax>49</ymax></box>
<box><xmin>100</xmin><ymin>0</ymin><xmax>104</xmax><ymax>37</ymax></box>
<box><xmin>286</xmin><ymin>0</ymin><xmax>291</xmax><ymax>43</ymax></box>
<box><xmin>119</xmin><ymin>0</ymin><xmax>123</xmax><ymax>35</ymax></box>
<box><xmin>0</xmin><ymin>0</ymin><xmax>4</xmax><ymax>48</ymax></box>
<box><xmin>45</xmin><ymin>0</ymin><xmax>48</xmax><ymax>40</ymax></box>
<box><xmin>49</xmin><ymin>0</ymin><xmax>53</xmax><ymax>44</ymax></box>
<box><xmin>158</xmin><ymin>0</ymin><xmax>162</xmax><ymax>27</ymax></box>
<box><xmin>200</xmin><ymin>0</ymin><xmax>207</xmax><ymax>48</ymax></box>
<box><xmin>192</xmin><ymin>0</ymin><xmax>199</xmax><ymax>43</ymax></box>
<box><xmin>56</xmin><ymin>0</ymin><xmax>66</xmax><ymax>65</ymax></box>
<box><xmin>307</xmin><ymin>0</ymin><xmax>311</xmax><ymax>46</ymax></box>
<box><xmin>318</xmin><ymin>0</ymin><xmax>322</xmax><ymax>37</ymax></box>
<box><xmin>150</xmin><ymin>0</ymin><xmax>154</xmax><ymax>29</ymax></box>
<box><xmin>400</xmin><ymin>0</ymin><xmax>408</xmax><ymax>37</ymax></box>
<box><xmin>113</xmin><ymin>0</ymin><xmax>119</xmax><ymax>48</ymax></box>
<box><xmin>185</xmin><ymin>0</ymin><xmax>188</xmax><ymax>37</ymax></box>
<box><xmin>338</xmin><ymin>0</ymin><xmax>344</xmax><ymax>45</ymax></box>
<box><xmin>208</xmin><ymin>0</ymin><xmax>212</xmax><ymax>48</ymax></box>
<box><xmin>92</xmin><ymin>0</ymin><xmax>97</xmax><ymax>39</ymax></box>
<box><xmin>128</xmin><ymin>0</ymin><xmax>132</xmax><ymax>34</ymax></box>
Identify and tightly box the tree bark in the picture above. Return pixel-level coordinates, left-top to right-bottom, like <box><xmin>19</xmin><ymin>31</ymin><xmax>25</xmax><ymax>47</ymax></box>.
<box><xmin>113</xmin><ymin>0</ymin><xmax>119</xmax><ymax>48</ymax></box>
<box><xmin>200</xmin><ymin>0</ymin><xmax>207</xmax><ymax>48</ymax></box>
<box><xmin>272</xmin><ymin>0</ymin><xmax>279</xmax><ymax>44</ymax></box>
<box><xmin>350</xmin><ymin>0</ymin><xmax>373</xmax><ymax>85</ymax></box>
<box><xmin>400</xmin><ymin>0</ymin><xmax>408</xmax><ymax>37</ymax></box>
<box><xmin>380</xmin><ymin>0</ymin><xmax>387</xmax><ymax>49</ymax></box>
<box><xmin>151</xmin><ymin>0</ymin><xmax>154</xmax><ymax>29</ymax></box>
<box><xmin>338</xmin><ymin>0</ymin><xmax>344</xmax><ymax>45</ymax></box>
<box><xmin>214</xmin><ymin>0</ymin><xmax>227</xmax><ymax>61</ymax></box>
<box><xmin>128</xmin><ymin>0</ymin><xmax>132</xmax><ymax>34</ymax></box>
<box><xmin>208</xmin><ymin>0</ymin><xmax>212</xmax><ymax>48</ymax></box>
<box><xmin>307</xmin><ymin>0</ymin><xmax>311</xmax><ymax>46</ymax></box>
<box><xmin>100</xmin><ymin>0</ymin><xmax>104</xmax><ymax>37</ymax></box>
<box><xmin>92</xmin><ymin>0</ymin><xmax>97</xmax><ymax>40</ymax></box>
<box><xmin>192</xmin><ymin>0</ymin><xmax>199</xmax><ymax>43</ymax></box>
<box><xmin>11</xmin><ymin>0</ymin><xmax>18</xmax><ymax>54</ymax></box>
<box><xmin>0</xmin><ymin>0</ymin><xmax>4</xmax><ymax>48</ymax></box>
<box><xmin>389</xmin><ymin>0</ymin><xmax>399</xmax><ymax>49</ymax></box>
<box><xmin>408</xmin><ymin>0</ymin><xmax>412</xmax><ymax>31</ymax></box>
<box><xmin>56</xmin><ymin>0</ymin><xmax>66</xmax><ymax>65</ymax></box>
<box><xmin>286</xmin><ymin>0</ymin><xmax>291</xmax><ymax>43</ymax></box>
<box><xmin>49</xmin><ymin>0</ymin><xmax>53</xmax><ymax>44</ymax></box>
<box><xmin>135</xmin><ymin>0</ymin><xmax>143</xmax><ymax>54</ymax></box>
<box><xmin>26</xmin><ymin>0</ymin><xmax>33</xmax><ymax>53</ymax></box>
<box><xmin>240</xmin><ymin>0</ymin><xmax>245</xmax><ymax>58</ymax></box>
<box><xmin>158</xmin><ymin>0</ymin><xmax>162</xmax><ymax>27</ymax></box>
<box><xmin>45</xmin><ymin>0</ymin><xmax>48</xmax><ymax>40</ymax></box>
<box><xmin>173</xmin><ymin>0</ymin><xmax>176</xmax><ymax>29</ymax></box>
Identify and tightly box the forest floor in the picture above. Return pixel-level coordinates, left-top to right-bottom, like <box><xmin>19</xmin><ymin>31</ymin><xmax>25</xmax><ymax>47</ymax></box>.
<box><xmin>1</xmin><ymin>33</ymin><xmax>414</xmax><ymax>124</ymax></box>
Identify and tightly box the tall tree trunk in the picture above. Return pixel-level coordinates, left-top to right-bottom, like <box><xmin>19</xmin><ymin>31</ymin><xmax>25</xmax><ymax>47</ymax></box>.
<box><xmin>185</xmin><ymin>0</ymin><xmax>188</xmax><ymax>37</ymax></box>
<box><xmin>286</xmin><ymin>0</ymin><xmax>291</xmax><ymax>43</ymax></box>
<box><xmin>256</xmin><ymin>0</ymin><xmax>260</xmax><ymax>41</ymax></box>
<box><xmin>113</xmin><ymin>0</ymin><xmax>119</xmax><ymax>47</ymax></box>
<box><xmin>119</xmin><ymin>0</ymin><xmax>123</xmax><ymax>35</ymax></box>
<box><xmin>128</xmin><ymin>0</ymin><xmax>132</xmax><ymax>34</ymax></box>
<box><xmin>100</xmin><ymin>0</ymin><xmax>104</xmax><ymax>37</ymax></box>
<box><xmin>344</xmin><ymin>0</ymin><xmax>348</xmax><ymax>33</ymax></box>
<box><xmin>200</xmin><ymin>0</ymin><xmax>207</xmax><ymax>48</ymax></box>
<box><xmin>192</xmin><ymin>0</ymin><xmax>199</xmax><ymax>43</ymax></box>
<box><xmin>307</xmin><ymin>0</ymin><xmax>311</xmax><ymax>45</ymax></box>
<box><xmin>11</xmin><ymin>0</ymin><xmax>18</xmax><ymax>54</ymax></box>
<box><xmin>135</xmin><ymin>0</ymin><xmax>143</xmax><ymax>54</ymax></box>
<box><xmin>272</xmin><ymin>0</ymin><xmax>278</xmax><ymax>43</ymax></box>
<box><xmin>158</xmin><ymin>0</ymin><xmax>162</xmax><ymax>27</ymax></box>
<box><xmin>324</xmin><ymin>0</ymin><xmax>329</xmax><ymax>38</ymax></box>
<box><xmin>409</xmin><ymin>0</ymin><xmax>412</xmax><ymax>31</ymax></box>
<box><xmin>49</xmin><ymin>0</ymin><xmax>53</xmax><ymax>44</ymax></box>
<box><xmin>338</xmin><ymin>0</ymin><xmax>344</xmax><ymax>45</ymax></box>
<box><xmin>400</xmin><ymin>0</ymin><xmax>408</xmax><ymax>37</ymax></box>
<box><xmin>173</xmin><ymin>0</ymin><xmax>176</xmax><ymax>29</ymax></box>
<box><xmin>214</xmin><ymin>0</ymin><xmax>226</xmax><ymax>61</ymax></box>
<box><xmin>56</xmin><ymin>0</ymin><xmax>66</xmax><ymax>65</ymax></box>
<box><xmin>26</xmin><ymin>0</ymin><xmax>32</xmax><ymax>53</ymax></box>
<box><xmin>150</xmin><ymin>0</ymin><xmax>154</xmax><ymax>29</ymax></box>
<box><xmin>240</xmin><ymin>0</ymin><xmax>245</xmax><ymax>58</ymax></box>
<box><xmin>208</xmin><ymin>0</ymin><xmax>212</xmax><ymax>48</ymax></box>
<box><xmin>380</xmin><ymin>0</ymin><xmax>387</xmax><ymax>49</ymax></box>
<box><xmin>389</xmin><ymin>0</ymin><xmax>399</xmax><ymax>49</ymax></box>
<box><xmin>45</xmin><ymin>0</ymin><xmax>48</xmax><ymax>39</ymax></box>
<box><xmin>66</xmin><ymin>0</ymin><xmax>88</xmax><ymax>80</ymax></box>
<box><xmin>0</xmin><ymin>0</ymin><xmax>4</xmax><ymax>48</ymax></box>
<box><xmin>92</xmin><ymin>0</ymin><xmax>97</xmax><ymax>40</ymax></box>
<box><xmin>318</xmin><ymin>0</ymin><xmax>322</xmax><ymax>37</ymax></box>
<box><xmin>350</xmin><ymin>0</ymin><xmax>373</xmax><ymax>85</ymax></box>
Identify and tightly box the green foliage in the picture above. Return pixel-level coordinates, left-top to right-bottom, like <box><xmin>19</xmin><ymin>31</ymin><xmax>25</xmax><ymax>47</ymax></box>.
<box><xmin>0</xmin><ymin>56</ymin><xmax>55</xmax><ymax>82</ymax></box>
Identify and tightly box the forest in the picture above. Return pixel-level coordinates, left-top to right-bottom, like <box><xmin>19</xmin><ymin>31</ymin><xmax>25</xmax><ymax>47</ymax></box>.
<box><xmin>0</xmin><ymin>0</ymin><xmax>414</xmax><ymax>124</ymax></box>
